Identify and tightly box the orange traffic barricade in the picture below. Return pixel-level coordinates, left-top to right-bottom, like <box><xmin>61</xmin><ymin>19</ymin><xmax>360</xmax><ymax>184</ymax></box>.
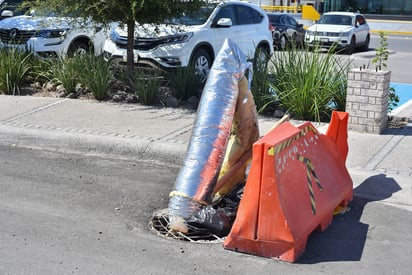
<box><xmin>223</xmin><ymin>111</ymin><xmax>353</xmax><ymax>262</ymax></box>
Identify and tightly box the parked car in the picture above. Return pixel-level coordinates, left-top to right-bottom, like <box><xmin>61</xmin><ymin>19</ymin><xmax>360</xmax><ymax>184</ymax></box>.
<box><xmin>267</xmin><ymin>12</ymin><xmax>305</xmax><ymax>50</ymax></box>
<box><xmin>0</xmin><ymin>10</ymin><xmax>106</xmax><ymax>58</ymax></box>
<box><xmin>103</xmin><ymin>1</ymin><xmax>274</xmax><ymax>82</ymax></box>
<box><xmin>305</xmin><ymin>12</ymin><xmax>370</xmax><ymax>54</ymax></box>
<box><xmin>0</xmin><ymin>0</ymin><xmax>26</xmax><ymax>20</ymax></box>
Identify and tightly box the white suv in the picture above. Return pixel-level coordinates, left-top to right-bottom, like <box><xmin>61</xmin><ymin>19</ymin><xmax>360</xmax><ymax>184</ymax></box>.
<box><xmin>103</xmin><ymin>1</ymin><xmax>273</xmax><ymax>81</ymax></box>
<box><xmin>0</xmin><ymin>11</ymin><xmax>106</xmax><ymax>58</ymax></box>
<box><xmin>305</xmin><ymin>12</ymin><xmax>370</xmax><ymax>54</ymax></box>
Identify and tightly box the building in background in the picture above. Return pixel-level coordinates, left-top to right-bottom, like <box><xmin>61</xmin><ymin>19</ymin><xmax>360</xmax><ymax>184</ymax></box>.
<box><xmin>322</xmin><ymin>0</ymin><xmax>411</xmax><ymax>15</ymax></box>
<box><xmin>250</xmin><ymin>0</ymin><xmax>412</xmax><ymax>17</ymax></box>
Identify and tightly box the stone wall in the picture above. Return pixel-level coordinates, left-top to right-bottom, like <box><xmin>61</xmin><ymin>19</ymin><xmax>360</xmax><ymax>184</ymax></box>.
<box><xmin>346</xmin><ymin>68</ymin><xmax>391</xmax><ymax>134</ymax></box>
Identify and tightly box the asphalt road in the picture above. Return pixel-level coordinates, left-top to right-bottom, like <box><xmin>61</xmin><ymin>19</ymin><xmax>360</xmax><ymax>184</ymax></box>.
<box><xmin>372</xmin><ymin>34</ymin><xmax>412</xmax><ymax>53</ymax></box>
<box><xmin>1</xmin><ymin>144</ymin><xmax>411</xmax><ymax>274</ymax></box>
<box><xmin>352</xmin><ymin>34</ymin><xmax>412</xmax><ymax>84</ymax></box>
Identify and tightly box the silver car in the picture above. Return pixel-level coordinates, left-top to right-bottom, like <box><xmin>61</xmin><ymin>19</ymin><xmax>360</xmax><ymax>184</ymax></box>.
<box><xmin>305</xmin><ymin>12</ymin><xmax>370</xmax><ymax>54</ymax></box>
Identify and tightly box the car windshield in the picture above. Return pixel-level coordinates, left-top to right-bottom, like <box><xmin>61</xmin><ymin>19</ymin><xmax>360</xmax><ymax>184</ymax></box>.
<box><xmin>317</xmin><ymin>14</ymin><xmax>353</xmax><ymax>26</ymax></box>
<box><xmin>164</xmin><ymin>4</ymin><xmax>216</xmax><ymax>26</ymax></box>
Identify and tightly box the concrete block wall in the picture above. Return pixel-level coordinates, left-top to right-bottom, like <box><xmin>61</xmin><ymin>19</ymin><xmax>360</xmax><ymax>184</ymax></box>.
<box><xmin>346</xmin><ymin>68</ymin><xmax>391</xmax><ymax>134</ymax></box>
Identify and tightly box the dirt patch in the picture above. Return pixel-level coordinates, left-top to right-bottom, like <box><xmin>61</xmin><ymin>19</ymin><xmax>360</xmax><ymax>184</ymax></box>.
<box><xmin>387</xmin><ymin>116</ymin><xmax>410</xmax><ymax>128</ymax></box>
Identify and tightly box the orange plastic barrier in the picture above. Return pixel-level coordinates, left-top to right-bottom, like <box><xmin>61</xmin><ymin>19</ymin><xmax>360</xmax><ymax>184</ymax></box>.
<box><xmin>223</xmin><ymin>111</ymin><xmax>353</xmax><ymax>262</ymax></box>
<box><xmin>325</xmin><ymin>111</ymin><xmax>349</xmax><ymax>163</ymax></box>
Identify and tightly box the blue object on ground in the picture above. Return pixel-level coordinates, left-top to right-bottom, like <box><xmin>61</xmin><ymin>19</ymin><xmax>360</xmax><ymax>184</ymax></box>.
<box><xmin>391</xmin><ymin>82</ymin><xmax>412</xmax><ymax>109</ymax></box>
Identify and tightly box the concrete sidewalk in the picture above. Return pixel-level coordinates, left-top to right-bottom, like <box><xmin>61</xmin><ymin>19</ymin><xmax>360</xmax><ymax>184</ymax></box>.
<box><xmin>0</xmin><ymin>95</ymin><xmax>411</xmax><ymax>207</ymax></box>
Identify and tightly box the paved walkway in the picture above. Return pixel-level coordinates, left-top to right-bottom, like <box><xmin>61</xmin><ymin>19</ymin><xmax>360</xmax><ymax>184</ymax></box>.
<box><xmin>0</xmin><ymin>95</ymin><xmax>410</xmax><ymax>204</ymax></box>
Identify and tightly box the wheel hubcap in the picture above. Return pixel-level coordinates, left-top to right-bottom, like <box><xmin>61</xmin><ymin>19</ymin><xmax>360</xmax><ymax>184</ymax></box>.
<box><xmin>74</xmin><ymin>47</ymin><xmax>87</xmax><ymax>56</ymax></box>
<box><xmin>195</xmin><ymin>56</ymin><xmax>209</xmax><ymax>83</ymax></box>
<box><xmin>280</xmin><ymin>37</ymin><xmax>286</xmax><ymax>50</ymax></box>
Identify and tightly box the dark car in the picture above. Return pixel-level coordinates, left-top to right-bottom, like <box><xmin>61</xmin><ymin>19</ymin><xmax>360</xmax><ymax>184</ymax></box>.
<box><xmin>267</xmin><ymin>13</ymin><xmax>305</xmax><ymax>50</ymax></box>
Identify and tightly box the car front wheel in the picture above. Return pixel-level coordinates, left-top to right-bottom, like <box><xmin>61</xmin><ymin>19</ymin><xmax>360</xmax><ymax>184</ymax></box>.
<box><xmin>191</xmin><ymin>49</ymin><xmax>211</xmax><ymax>84</ymax></box>
<box><xmin>346</xmin><ymin>36</ymin><xmax>356</xmax><ymax>55</ymax></box>
<box><xmin>362</xmin><ymin>34</ymin><xmax>370</xmax><ymax>52</ymax></box>
<box><xmin>279</xmin><ymin>35</ymin><xmax>287</xmax><ymax>51</ymax></box>
<box><xmin>68</xmin><ymin>40</ymin><xmax>91</xmax><ymax>57</ymax></box>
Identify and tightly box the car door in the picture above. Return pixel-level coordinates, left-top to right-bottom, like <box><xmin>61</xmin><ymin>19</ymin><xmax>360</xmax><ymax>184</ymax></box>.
<box><xmin>211</xmin><ymin>4</ymin><xmax>238</xmax><ymax>56</ymax></box>
<box><xmin>280</xmin><ymin>15</ymin><xmax>294</xmax><ymax>40</ymax></box>
<box><xmin>355</xmin><ymin>15</ymin><xmax>369</xmax><ymax>45</ymax></box>
<box><xmin>286</xmin><ymin>15</ymin><xmax>305</xmax><ymax>44</ymax></box>
<box><xmin>233</xmin><ymin>4</ymin><xmax>262</xmax><ymax>57</ymax></box>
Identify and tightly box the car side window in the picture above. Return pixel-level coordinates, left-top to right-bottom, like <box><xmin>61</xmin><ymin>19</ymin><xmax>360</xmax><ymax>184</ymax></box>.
<box><xmin>280</xmin><ymin>16</ymin><xmax>288</xmax><ymax>25</ymax></box>
<box><xmin>234</xmin><ymin>5</ymin><xmax>255</xmax><ymax>25</ymax></box>
<box><xmin>356</xmin><ymin>15</ymin><xmax>366</xmax><ymax>26</ymax></box>
<box><xmin>250</xmin><ymin>7</ymin><xmax>263</xmax><ymax>23</ymax></box>
<box><xmin>213</xmin><ymin>5</ymin><xmax>236</xmax><ymax>25</ymax></box>
<box><xmin>287</xmin><ymin>16</ymin><xmax>298</xmax><ymax>27</ymax></box>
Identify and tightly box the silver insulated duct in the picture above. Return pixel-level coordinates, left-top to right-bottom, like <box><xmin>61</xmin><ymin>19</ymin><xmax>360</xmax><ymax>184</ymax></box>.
<box><xmin>168</xmin><ymin>39</ymin><xmax>251</xmax><ymax>233</ymax></box>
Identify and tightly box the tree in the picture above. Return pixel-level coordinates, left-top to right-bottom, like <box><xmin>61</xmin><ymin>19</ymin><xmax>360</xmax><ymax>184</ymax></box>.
<box><xmin>24</xmin><ymin>0</ymin><xmax>205</xmax><ymax>71</ymax></box>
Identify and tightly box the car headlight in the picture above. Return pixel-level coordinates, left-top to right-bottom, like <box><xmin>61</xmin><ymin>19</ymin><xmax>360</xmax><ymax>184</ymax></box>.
<box><xmin>340</xmin><ymin>31</ymin><xmax>351</xmax><ymax>37</ymax></box>
<box><xmin>306</xmin><ymin>30</ymin><xmax>314</xmax><ymax>36</ymax></box>
<box><xmin>110</xmin><ymin>30</ymin><xmax>121</xmax><ymax>43</ymax></box>
<box><xmin>159</xmin><ymin>32</ymin><xmax>193</xmax><ymax>45</ymax></box>
<box><xmin>36</xmin><ymin>29</ymin><xmax>68</xmax><ymax>38</ymax></box>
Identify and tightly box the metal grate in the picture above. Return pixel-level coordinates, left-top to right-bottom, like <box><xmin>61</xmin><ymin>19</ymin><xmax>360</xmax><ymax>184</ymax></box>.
<box><xmin>149</xmin><ymin>208</ymin><xmax>224</xmax><ymax>243</ymax></box>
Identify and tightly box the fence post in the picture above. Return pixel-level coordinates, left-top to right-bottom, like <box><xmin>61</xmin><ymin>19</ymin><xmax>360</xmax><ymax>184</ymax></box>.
<box><xmin>346</xmin><ymin>68</ymin><xmax>391</xmax><ymax>134</ymax></box>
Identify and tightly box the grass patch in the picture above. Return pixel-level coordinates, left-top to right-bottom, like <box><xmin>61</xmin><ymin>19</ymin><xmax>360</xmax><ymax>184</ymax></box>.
<box><xmin>0</xmin><ymin>48</ymin><xmax>32</xmax><ymax>95</ymax></box>
<box><xmin>268</xmin><ymin>45</ymin><xmax>351</xmax><ymax>121</ymax></box>
<box><xmin>77</xmin><ymin>54</ymin><xmax>113</xmax><ymax>100</ymax></box>
<box><xmin>126</xmin><ymin>68</ymin><xmax>162</xmax><ymax>105</ymax></box>
<box><xmin>166</xmin><ymin>66</ymin><xmax>202</xmax><ymax>101</ymax></box>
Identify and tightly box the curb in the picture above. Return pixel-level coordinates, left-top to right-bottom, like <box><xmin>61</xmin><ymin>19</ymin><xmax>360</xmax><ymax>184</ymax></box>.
<box><xmin>0</xmin><ymin>123</ymin><xmax>187</xmax><ymax>166</ymax></box>
<box><xmin>370</xmin><ymin>30</ymin><xmax>412</xmax><ymax>35</ymax></box>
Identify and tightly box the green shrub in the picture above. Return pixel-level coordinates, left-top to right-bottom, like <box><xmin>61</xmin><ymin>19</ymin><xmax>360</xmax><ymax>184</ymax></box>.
<box><xmin>371</xmin><ymin>31</ymin><xmax>399</xmax><ymax>112</ymax></box>
<box><xmin>50</xmin><ymin>56</ymin><xmax>83</xmax><ymax>95</ymax></box>
<box><xmin>251</xmin><ymin>61</ymin><xmax>277</xmax><ymax>114</ymax></box>
<box><xmin>0</xmin><ymin>47</ymin><xmax>32</xmax><ymax>95</ymax></box>
<box><xmin>29</xmin><ymin>57</ymin><xmax>55</xmax><ymax>84</ymax></box>
<box><xmin>127</xmin><ymin>69</ymin><xmax>162</xmax><ymax>105</ymax></box>
<box><xmin>372</xmin><ymin>31</ymin><xmax>389</xmax><ymax>71</ymax></box>
<box><xmin>167</xmin><ymin>66</ymin><xmax>202</xmax><ymax>100</ymax></box>
<box><xmin>77</xmin><ymin>54</ymin><xmax>113</xmax><ymax>100</ymax></box>
<box><xmin>268</xmin><ymin>45</ymin><xmax>351</xmax><ymax>121</ymax></box>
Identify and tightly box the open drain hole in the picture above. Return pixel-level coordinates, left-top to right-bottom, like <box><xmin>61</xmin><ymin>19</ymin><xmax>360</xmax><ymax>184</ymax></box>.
<box><xmin>149</xmin><ymin>208</ymin><xmax>225</xmax><ymax>243</ymax></box>
<box><xmin>150</xmin><ymin>183</ymin><xmax>244</xmax><ymax>243</ymax></box>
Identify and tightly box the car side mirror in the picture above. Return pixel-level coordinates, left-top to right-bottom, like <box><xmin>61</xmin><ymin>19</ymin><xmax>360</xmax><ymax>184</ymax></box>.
<box><xmin>298</xmin><ymin>24</ymin><xmax>304</xmax><ymax>28</ymax></box>
<box><xmin>1</xmin><ymin>10</ymin><xmax>13</xmax><ymax>18</ymax></box>
<box><xmin>215</xmin><ymin>18</ymin><xmax>232</xmax><ymax>28</ymax></box>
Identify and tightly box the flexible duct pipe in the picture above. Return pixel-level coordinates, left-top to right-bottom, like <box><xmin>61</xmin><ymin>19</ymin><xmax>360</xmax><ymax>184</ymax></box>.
<box><xmin>168</xmin><ymin>39</ymin><xmax>251</xmax><ymax>233</ymax></box>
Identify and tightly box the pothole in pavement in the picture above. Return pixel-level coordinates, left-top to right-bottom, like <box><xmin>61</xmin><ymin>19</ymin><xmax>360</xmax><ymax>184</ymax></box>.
<box><xmin>149</xmin><ymin>184</ymin><xmax>244</xmax><ymax>243</ymax></box>
<box><xmin>149</xmin><ymin>208</ymin><xmax>225</xmax><ymax>243</ymax></box>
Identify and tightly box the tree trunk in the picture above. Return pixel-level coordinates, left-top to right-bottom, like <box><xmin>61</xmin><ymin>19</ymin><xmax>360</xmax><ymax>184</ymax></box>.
<box><xmin>126</xmin><ymin>20</ymin><xmax>136</xmax><ymax>73</ymax></box>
